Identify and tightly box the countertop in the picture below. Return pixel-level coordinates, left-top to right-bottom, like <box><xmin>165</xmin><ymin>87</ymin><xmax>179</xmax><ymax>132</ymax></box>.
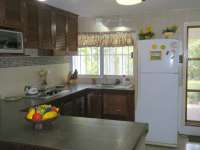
<box><xmin>16</xmin><ymin>84</ymin><xmax>135</xmax><ymax>109</ymax></box>
<box><xmin>0</xmin><ymin>84</ymin><xmax>148</xmax><ymax>150</ymax></box>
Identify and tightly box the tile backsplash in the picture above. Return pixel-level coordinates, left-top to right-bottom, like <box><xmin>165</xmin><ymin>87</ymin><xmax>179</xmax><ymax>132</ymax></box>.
<box><xmin>0</xmin><ymin>56</ymin><xmax>69</xmax><ymax>68</ymax></box>
<box><xmin>0</xmin><ymin>56</ymin><xmax>71</xmax><ymax>97</ymax></box>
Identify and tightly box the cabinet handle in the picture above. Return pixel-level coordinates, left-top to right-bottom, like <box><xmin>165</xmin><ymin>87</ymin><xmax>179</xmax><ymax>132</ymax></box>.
<box><xmin>116</xmin><ymin>109</ymin><xmax>121</xmax><ymax>112</ymax></box>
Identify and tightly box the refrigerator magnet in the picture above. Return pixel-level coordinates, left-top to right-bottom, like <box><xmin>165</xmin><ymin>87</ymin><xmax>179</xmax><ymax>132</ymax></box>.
<box><xmin>150</xmin><ymin>51</ymin><xmax>162</xmax><ymax>61</ymax></box>
<box><xmin>152</xmin><ymin>44</ymin><xmax>158</xmax><ymax>50</ymax></box>
<box><xmin>160</xmin><ymin>45</ymin><xmax>166</xmax><ymax>50</ymax></box>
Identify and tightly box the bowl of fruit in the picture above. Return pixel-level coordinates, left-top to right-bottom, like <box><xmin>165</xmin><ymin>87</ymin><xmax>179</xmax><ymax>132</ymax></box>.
<box><xmin>25</xmin><ymin>104</ymin><xmax>59</xmax><ymax>130</ymax></box>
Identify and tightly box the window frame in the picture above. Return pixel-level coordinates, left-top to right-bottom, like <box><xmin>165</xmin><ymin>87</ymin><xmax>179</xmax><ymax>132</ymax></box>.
<box><xmin>72</xmin><ymin>46</ymin><xmax>134</xmax><ymax>78</ymax></box>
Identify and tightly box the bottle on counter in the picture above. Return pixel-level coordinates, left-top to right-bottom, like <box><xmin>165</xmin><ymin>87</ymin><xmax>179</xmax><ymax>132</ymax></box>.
<box><xmin>121</xmin><ymin>75</ymin><xmax>126</xmax><ymax>86</ymax></box>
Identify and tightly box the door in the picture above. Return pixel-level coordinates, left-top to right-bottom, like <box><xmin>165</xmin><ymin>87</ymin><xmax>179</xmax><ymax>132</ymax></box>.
<box><xmin>23</xmin><ymin>0</ymin><xmax>39</xmax><ymax>49</ymax></box>
<box><xmin>67</xmin><ymin>14</ymin><xmax>78</xmax><ymax>55</ymax></box>
<box><xmin>136</xmin><ymin>73</ymin><xmax>178</xmax><ymax>145</ymax></box>
<box><xmin>53</xmin><ymin>9</ymin><xmax>67</xmax><ymax>56</ymax></box>
<box><xmin>38</xmin><ymin>4</ymin><xmax>53</xmax><ymax>51</ymax></box>
<box><xmin>185</xmin><ymin>26</ymin><xmax>200</xmax><ymax>126</ymax></box>
<box><xmin>87</xmin><ymin>92</ymin><xmax>102</xmax><ymax>118</ymax></box>
<box><xmin>103</xmin><ymin>92</ymin><xmax>130</xmax><ymax>121</ymax></box>
<box><xmin>3</xmin><ymin>0</ymin><xmax>23</xmax><ymax>30</ymax></box>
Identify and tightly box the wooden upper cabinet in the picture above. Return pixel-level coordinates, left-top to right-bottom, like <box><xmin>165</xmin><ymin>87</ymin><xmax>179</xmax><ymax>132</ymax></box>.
<box><xmin>0</xmin><ymin>0</ymin><xmax>5</xmax><ymax>26</ymax></box>
<box><xmin>23</xmin><ymin>0</ymin><xmax>39</xmax><ymax>49</ymax></box>
<box><xmin>0</xmin><ymin>0</ymin><xmax>78</xmax><ymax>56</ymax></box>
<box><xmin>38</xmin><ymin>4</ymin><xmax>53</xmax><ymax>50</ymax></box>
<box><xmin>67</xmin><ymin>13</ymin><xmax>78</xmax><ymax>55</ymax></box>
<box><xmin>0</xmin><ymin>0</ymin><xmax>24</xmax><ymax>30</ymax></box>
<box><xmin>53</xmin><ymin>9</ymin><xmax>67</xmax><ymax>56</ymax></box>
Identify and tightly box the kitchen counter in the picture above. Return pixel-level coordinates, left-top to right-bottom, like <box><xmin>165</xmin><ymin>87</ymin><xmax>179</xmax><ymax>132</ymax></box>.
<box><xmin>0</xmin><ymin>84</ymin><xmax>147</xmax><ymax>150</ymax></box>
<box><xmin>16</xmin><ymin>84</ymin><xmax>134</xmax><ymax>109</ymax></box>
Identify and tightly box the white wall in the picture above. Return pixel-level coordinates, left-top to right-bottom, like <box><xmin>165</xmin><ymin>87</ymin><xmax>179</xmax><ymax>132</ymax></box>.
<box><xmin>0</xmin><ymin>63</ymin><xmax>70</xmax><ymax>97</ymax></box>
<box><xmin>79</xmin><ymin>9</ymin><xmax>200</xmax><ymax>40</ymax></box>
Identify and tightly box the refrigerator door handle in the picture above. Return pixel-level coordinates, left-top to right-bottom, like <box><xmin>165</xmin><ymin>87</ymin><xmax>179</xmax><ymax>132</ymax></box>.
<box><xmin>178</xmin><ymin>64</ymin><xmax>183</xmax><ymax>87</ymax></box>
<box><xmin>179</xmin><ymin>55</ymin><xmax>183</xmax><ymax>64</ymax></box>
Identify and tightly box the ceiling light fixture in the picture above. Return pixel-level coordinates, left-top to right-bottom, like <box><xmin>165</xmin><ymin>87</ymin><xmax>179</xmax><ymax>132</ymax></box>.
<box><xmin>116</xmin><ymin>0</ymin><xmax>145</xmax><ymax>5</ymax></box>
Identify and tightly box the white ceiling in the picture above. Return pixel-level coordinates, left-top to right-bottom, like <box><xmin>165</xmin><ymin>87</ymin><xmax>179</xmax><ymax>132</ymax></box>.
<box><xmin>45</xmin><ymin>0</ymin><xmax>200</xmax><ymax>17</ymax></box>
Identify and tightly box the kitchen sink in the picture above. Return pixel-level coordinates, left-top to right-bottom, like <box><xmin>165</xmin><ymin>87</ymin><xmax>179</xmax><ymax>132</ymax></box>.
<box><xmin>95</xmin><ymin>84</ymin><xmax>132</xmax><ymax>89</ymax></box>
<box><xmin>95</xmin><ymin>84</ymin><xmax>115</xmax><ymax>88</ymax></box>
<box><xmin>24</xmin><ymin>87</ymin><xmax>70</xmax><ymax>100</ymax></box>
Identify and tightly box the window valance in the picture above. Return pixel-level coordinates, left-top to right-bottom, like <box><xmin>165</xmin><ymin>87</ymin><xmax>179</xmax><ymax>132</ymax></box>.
<box><xmin>78</xmin><ymin>32</ymin><xmax>134</xmax><ymax>47</ymax></box>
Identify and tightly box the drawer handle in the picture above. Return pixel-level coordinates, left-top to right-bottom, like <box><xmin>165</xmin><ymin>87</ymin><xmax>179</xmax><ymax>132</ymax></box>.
<box><xmin>116</xmin><ymin>109</ymin><xmax>121</xmax><ymax>112</ymax></box>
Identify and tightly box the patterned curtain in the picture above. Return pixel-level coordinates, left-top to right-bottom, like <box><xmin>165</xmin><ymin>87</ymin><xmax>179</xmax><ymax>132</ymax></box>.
<box><xmin>78</xmin><ymin>32</ymin><xmax>134</xmax><ymax>47</ymax></box>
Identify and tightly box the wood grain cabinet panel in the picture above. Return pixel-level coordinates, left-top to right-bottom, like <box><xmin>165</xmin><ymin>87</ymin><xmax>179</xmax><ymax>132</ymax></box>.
<box><xmin>0</xmin><ymin>0</ymin><xmax>5</xmax><ymax>26</ymax></box>
<box><xmin>38</xmin><ymin>4</ymin><xmax>53</xmax><ymax>51</ymax></box>
<box><xmin>87</xmin><ymin>90</ymin><xmax>134</xmax><ymax>121</ymax></box>
<box><xmin>87</xmin><ymin>92</ymin><xmax>102</xmax><ymax>118</ymax></box>
<box><xmin>0</xmin><ymin>0</ymin><xmax>24</xmax><ymax>30</ymax></box>
<box><xmin>53</xmin><ymin>9</ymin><xmax>67</xmax><ymax>56</ymax></box>
<box><xmin>0</xmin><ymin>0</ymin><xmax>78</xmax><ymax>56</ymax></box>
<box><xmin>23</xmin><ymin>0</ymin><xmax>39</xmax><ymax>49</ymax></box>
<box><xmin>103</xmin><ymin>93</ymin><xmax>130</xmax><ymax>120</ymax></box>
<box><xmin>67</xmin><ymin>14</ymin><xmax>78</xmax><ymax>55</ymax></box>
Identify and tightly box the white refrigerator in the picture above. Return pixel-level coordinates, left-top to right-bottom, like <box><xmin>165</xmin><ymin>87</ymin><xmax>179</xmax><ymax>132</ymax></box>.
<box><xmin>136</xmin><ymin>39</ymin><xmax>180</xmax><ymax>146</ymax></box>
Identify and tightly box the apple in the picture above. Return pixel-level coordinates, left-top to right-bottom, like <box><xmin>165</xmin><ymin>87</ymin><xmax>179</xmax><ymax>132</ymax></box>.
<box><xmin>32</xmin><ymin>112</ymin><xmax>42</xmax><ymax>121</ymax></box>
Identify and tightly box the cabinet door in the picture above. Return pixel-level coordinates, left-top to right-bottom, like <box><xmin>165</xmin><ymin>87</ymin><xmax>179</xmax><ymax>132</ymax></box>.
<box><xmin>3</xmin><ymin>0</ymin><xmax>23</xmax><ymax>29</ymax></box>
<box><xmin>53</xmin><ymin>10</ymin><xmax>67</xmax><ymax>56</ymax></box>
<box><xmin>67</xmin><ymin>14</ymin><xmax>78</xmax><ymax>55</ymax></box>
<box><xmin>103</xmin><ymin>93</ymin><xmax>130</xmax><ymax>121</ymax></box>
<box><xmin>87</xmin><ymin>92</ymin><xmax>102</xmax><ymax>118</ymax></box>
<box><xmin>0</xmin><ymin>0</ymin><xmax>5</xmax><ymax>26</ymax></box>
<box><xmin>23</xmin><ymin>0</ymin><xmax>39</xmax><ymax>49</ymax></box>
<box><xmin>61</xmin><ymin>98</ymin><xmax>84</xmax><ymax>117</ymax></box>
<box><xmin>38</xmin><ymin>4</ymin><xmax>53</xmax><ymax>51</ymax></box>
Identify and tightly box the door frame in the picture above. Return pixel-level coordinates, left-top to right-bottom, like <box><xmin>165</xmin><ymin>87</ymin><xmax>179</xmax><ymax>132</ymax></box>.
<box><xmin>179</xmin><ymin>22</ymin><xmax>200</xmax><ymax>136</ymax></box>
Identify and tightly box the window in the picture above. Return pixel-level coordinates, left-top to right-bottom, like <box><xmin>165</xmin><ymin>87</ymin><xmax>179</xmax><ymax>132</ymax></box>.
<box><xmin>104</xmin><ymin>46</ymin><xmax>134</xmax><ymax>75</ymax></box>
<box><xmin>72</xmin><ymin>47</ymin><xmax>100</xmax><ymax>75</ymax></box>
<box><xmin>186</xmin><ymin>26</ymin><xmax>200</xmax><ymax>125</ymax></box>
<box><xmin>72</xmin><ymin>46</ymin><xmax>134</xmax><ymax>76</ymax></box>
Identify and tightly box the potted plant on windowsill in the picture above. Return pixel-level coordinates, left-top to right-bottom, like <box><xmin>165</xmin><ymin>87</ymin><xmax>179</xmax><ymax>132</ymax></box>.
<box><xmin>138</xmin><ymin>26</ymin><xmax>155</xmax><ymax>40</ymax></box>
<box><xmin>162</xmin><ymin>25</ymin><xmax>178</xmax><ymax>39</ymax></box>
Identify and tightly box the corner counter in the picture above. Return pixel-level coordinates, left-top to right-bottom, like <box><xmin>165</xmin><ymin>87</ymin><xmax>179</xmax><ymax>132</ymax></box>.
<box><xmin>0</xmin><ymin>84</ymin><xmax>148</xmax><ymax>150</ymax></box>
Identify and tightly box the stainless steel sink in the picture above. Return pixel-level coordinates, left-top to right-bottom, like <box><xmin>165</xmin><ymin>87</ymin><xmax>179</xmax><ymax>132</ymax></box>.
<box><xmin>95</xmin><ymin>84</ymin><xmax>132</xmax><ymax>89</ymax></box>
<box><xmin>95</xmin><ymin>84</ymin><xmax>115</xmax><ymax>88</ymax></box>
<box><xmin>24</xmin><ymin>87</ymin><xmax>70</xmax><ymax>100</ymax></box>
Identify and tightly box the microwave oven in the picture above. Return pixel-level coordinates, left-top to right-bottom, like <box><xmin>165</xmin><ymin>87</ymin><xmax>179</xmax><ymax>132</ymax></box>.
<box><xmin>0</xmin><ymin>29</ymin><xmax>24</xmax><ymax>54</ymax></box>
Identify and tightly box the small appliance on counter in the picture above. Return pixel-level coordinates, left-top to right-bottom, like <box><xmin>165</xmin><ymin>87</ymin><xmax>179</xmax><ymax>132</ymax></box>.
<box><xmin>24</xmin><ymin>85</ymin><xmax>39</xmax><ymax>96</ymax></box>
<box><xmin>0</xmin><ymin>29</ymin><xmax>23</xmax><ymax>54</ymax></box>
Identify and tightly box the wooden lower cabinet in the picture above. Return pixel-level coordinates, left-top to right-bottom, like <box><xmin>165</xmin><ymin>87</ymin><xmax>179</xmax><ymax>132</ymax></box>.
<box><xmin>87</xmin><ymin>90</ymin><xmax>134</xmax><ymax>121</ymax></box>
<box><xmin>87</xmin><ymin>91</ymin><xmax>102</xmax><ymax>118</ymax></box>
<box><xmin>61</xmin><ymin>98</ymin><xmax>85</xmax><ymax>117</ymax></box>
<box><xmin>103</xmin><ymin>92</ymin><xmax>130</xmax><ymax>121</ymax></box>
<box><xmin>0</xmin><ymin>141</ymin><xmax>56</xmax><ymax>150</ymax></box>
<box><xmin>49</xmin><ymin>90</ymin><xmax>134</xmax><ymax>121</ymax></box>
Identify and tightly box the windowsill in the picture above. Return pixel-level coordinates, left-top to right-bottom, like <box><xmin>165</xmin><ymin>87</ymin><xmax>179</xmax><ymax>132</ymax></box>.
<box><xmin>78</xmin><ymin>75</ymin><xmax>134</xmax><ymax>79</ymax></box>
<box><xmin>185</xmin><ymin>121</ymin><xmax>200</xmax><ymax>127</ymax></box>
